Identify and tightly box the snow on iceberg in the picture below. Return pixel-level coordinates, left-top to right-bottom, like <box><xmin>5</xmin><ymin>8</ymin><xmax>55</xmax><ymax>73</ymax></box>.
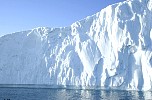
<box><xmin>0</xmin><ymin>0</ymin><xmax>151</xmax><ymax>91</ymax></box>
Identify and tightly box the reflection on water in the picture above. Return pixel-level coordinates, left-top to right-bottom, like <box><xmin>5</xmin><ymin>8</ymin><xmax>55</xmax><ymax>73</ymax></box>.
<box><xmin>0</xmin><ymin>87</ymin><xmax>152</xmax><ymax>100</ymax></box>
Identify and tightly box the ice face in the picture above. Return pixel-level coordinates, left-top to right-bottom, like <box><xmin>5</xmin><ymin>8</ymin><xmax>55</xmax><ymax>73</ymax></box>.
<box><xmin>0</xmin><ymin>0</ymin><xmax>151</xmax><ymax>91</ymax></box>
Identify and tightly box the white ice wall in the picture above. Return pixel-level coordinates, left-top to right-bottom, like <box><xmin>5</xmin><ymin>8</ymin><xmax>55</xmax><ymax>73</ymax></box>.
<box><xmin>0</xmin><ymin>0</ymin><xmax>151</xmax><ymax>91</ymax></box>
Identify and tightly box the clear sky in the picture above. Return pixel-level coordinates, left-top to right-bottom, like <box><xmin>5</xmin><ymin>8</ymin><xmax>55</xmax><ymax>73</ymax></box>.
<box><xmin>0</xmin><ymin>0</ymin><xmax>126</xmax><ymax>36</ymax></box>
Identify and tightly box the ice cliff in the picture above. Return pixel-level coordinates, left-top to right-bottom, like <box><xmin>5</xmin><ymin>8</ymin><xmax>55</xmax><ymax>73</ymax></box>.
<box><xmin>0</xmin><ymin>0</ymin><xmax>152</xmax><ymax>91</ymax></box>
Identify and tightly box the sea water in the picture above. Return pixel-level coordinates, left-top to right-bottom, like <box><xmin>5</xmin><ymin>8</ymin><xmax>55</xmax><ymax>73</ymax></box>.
<box><xmin>0</xmin><ymin>87</ymin><xmax>152</xmax><ymax>100</ymax></box>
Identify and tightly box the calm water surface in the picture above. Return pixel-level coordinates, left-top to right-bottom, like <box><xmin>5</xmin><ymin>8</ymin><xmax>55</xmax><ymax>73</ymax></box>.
<box><xmin>0</xmin><ymin>87</ymin><xmax>152</xmax><ymax>100</ymax></box>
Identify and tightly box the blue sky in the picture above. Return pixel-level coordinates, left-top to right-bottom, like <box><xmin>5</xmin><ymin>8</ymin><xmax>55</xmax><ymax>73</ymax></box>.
<box><xmin>0</xmin><ymin>0</ymin><xmax>126</xmax><ymax>36</ymax></box>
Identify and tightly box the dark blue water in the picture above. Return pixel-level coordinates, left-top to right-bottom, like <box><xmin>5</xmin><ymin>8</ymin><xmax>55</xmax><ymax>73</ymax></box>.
<box><xmin>0</xmin><ymin>87</ymin><xmax>152</xmax><ymax>100</ymax></box>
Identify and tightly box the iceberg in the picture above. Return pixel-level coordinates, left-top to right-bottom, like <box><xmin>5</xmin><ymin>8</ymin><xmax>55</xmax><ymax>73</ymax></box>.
<box><xmin>0</xmin><ymin>0</ymin><xmax>151</xmax><ymax>91</ymax></box>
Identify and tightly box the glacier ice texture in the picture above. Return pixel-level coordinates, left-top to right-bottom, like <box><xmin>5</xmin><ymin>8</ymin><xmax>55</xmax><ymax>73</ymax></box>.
<box><xmin>0</xmin><ymin>0</ymin><xmax>152</xmax><ymax>91</ymax></box>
